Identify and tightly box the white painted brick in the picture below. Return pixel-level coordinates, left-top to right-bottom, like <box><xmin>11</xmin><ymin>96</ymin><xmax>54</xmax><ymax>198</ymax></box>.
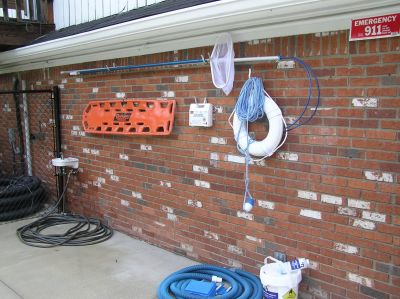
<box><xmin>92</xmin><ymin>87</ymin><xmax>99</xmax><ymax>93</ymax></box>
<box><xmin>277</xmin><ymin>152</ymin><xmax>299</xmax><ymax>161</ymax></box>
<box><xmin>167</xmin><ymin>213</ymin><xmax>177</xmax><ymax>221</ymax></box>
<box><xmin>248</xmin><ymin>39</ymin><xmax>260</xmax><ymax>45</ymax></box>
<box><xmin>298</xmin><ymin>190</ymin><xmax>317</xmax><ymax>200</ymax></box>
<box><xmin>119</xmin><ymin>153</ymin><xmax>129</xmax><ymax>160</ymax></box>
<box><xmin>90</xmin><ymin>149</ymin><xmax>100</xmax><ymax>155</ymax></box>
<box><xmin>194</xmin><ymin>180</ymin><xmax>210</xmax><ymax>189</ymax></box>
<box><xmin>214</xmin><ymin>105</ymin><xmax>224</xmax><ymax>113</ymax></box>
<box><xmin>237</xmin><ymin>211</ymin><xmax>254</xmax><ymax>221</ymax></box>
<box><xmin>78</xmin><ymin>131</ymin><xmax>86</xmax><ymax>136</ymax></box>
<box><xmin>364</xmin><ymin>171</ymin><xmax>394</xmax><ymax>183</ymax></box>
<box><xmin>228</xmin><ymin>259</ymin><xmax>242</xmax><ymax>268</ymax></box>
<box><xmin>204</xmin><ymin>230</ymin><xmax>219</xmax><ymax>240</ymax></box>
<box><xmin>93</xmin><ymin>181</ymin><xmax>102</xmax><ymax>187</ymax></box>
<box><xmin>97</xmin><ymin>177</ymin><xmax>106</xmax><ymax>184</ymax></box>
<box><xmin>160</xmin><ymin>181</ymin><xmax>172</xmax><ymax>188</ymax></box>
<box><xmin>75</xmin><ymin>78</ymin><xmax>83</xmax><ymax>83</ymax></box>
<box><xmin>347</xmin><ymin>273</ymin><xmax>373</xmax><ymax>287</ymax></box>
<box><xmin>300</xmin><ymin>209</ymin><xmax>321</xmax><ymax>219</ymax></box>
<box><xmin>309</xmin><ymin>287</ymin><xmax>328</xmax><ymax>299</ymax></box>
<box><xmin>258</xmin><ymin>200</ymin><xmax>275</xmax><ymax>210</ymax></box>
<box><xmin>115</xmin><ymin>92</ymin><xmax>125</xmax><ymax>98</ymax></box>
<box><xmin>71</xmin><ymin>131</ymin><xmax>78</xmax><ymax>136</ymax></box>
<box><xmin>321</xmin><ymin>194</ymin><xmax>342</xmax><ymax>205</ymax></box>
<box><xmin>338</xmin><ymin>207</ymin><xmax>357</xmax><ymax>216</ymax></box>
<box><xmin>308</xmin><ymin>260</ymin><xmax>319</xmax><ymax>270</ymax></box>
<box><xmin>362</xmin><ymin>211</ymin><xmax>386</xmax><ymax>223</ymax></box>
<box><xmin>120</xmin><ymin>199</ymin><xmax>129</xmax><ymax>207</ymax></box>
<box><xmin>132</xmin><ymin>191</ymin><xmax>142</xmax><ymax>199</ymax></box>
<box><xmin>140</xmin><ymin>144</ymin><xmax>152</xmax><ymax>151</ymax></box>
<box><xmin>284</xmin><ymin>116</ymin><xmax>297</xmax><ymax>123</ymax></box>
<box><xmin>187</xmin><ymin>252</ymin><xmax>199</xmax><ymax>259</ymax></box>
<box><xmin>110</xmin><ymin>175</ymin><xmax>119</xmax><ymax>182</ymax></box>
<box><xmin>209</xmin><ymin>160</ymin><xmax>218</xmax><ymax>167</ymax></box>
<box><xmin>36</xmin><ymin>81</ymin><xmax>41</xmax><ymax>85</ymax></box>
<box><xmin>193</xmin><ymin>165</ymin><xmax>208</xmax><ymax>173</ymax></box>
<box><xmin>81</xmin><ymin>183</ymin><xmax>88</xmax><ymax>189</ymax></box>
<box><xmin>228</xmin><ymin>245</ymin><xmax>243</xmax><ymax>255</ymax></box>
<box><xmin>162</xmin><ymin>91</ymin><xmax>175</xmax><ymax>98</ymax></box>
<box><xmin>72</xmin><ymin>126</ymin><xmax>80</xmax><ymax>131</ymax></box>
<box><xmin>132</xmin><ymin>226</ymin><xmax>142</xmax><ymax>234</ymax></box>
<box><xmin>334</xmin><ymin>242</ymin><xmax>358</xmax><ymax>254</ymax></box>
<box><xmin>255</xmin><ymin>160</ymin><xmax>265</xmax><ymax>166</ymax></box>
<box><xmin>61</xmin><ymin>79</ymin><xmax>67</xmax><ymax>84</ymax></box>
<box><xmin>105</xmin><ymin>168</ymin><xmax>113</xmax><ymax>175</ymax></box>
<box><xmin>58</xmin><ymin>84</ymin><xmax>64</xmax><ymax>89</ymax></box>
<box><xmin>181</xmin><ymin>243</ymin><xmax>193</xmax><ymax>252</ymax></box>
<box><xmin>225</xmin><ymin>154</ymin><xmax>245</xmax><ymax>164</ymax></box>
<box><xmin>161</xmin><ymin>205</ymin><xmax>174</xmax><ymax>213</ymax></box>
<box><xmin>310</xmin><ymin>107</ymin><xmax>332</xmax><ymax>111</ymax></box>
<box><xmin>175</xmin><ymin>75</ymin><xmax>189</xmax><ymax>83</ymax></box>
<box><xmin>187</xmin><ymin>199</ymin><xmax>203</xmax><ymax>208</ymax></box>
<box><xmin>245</xmin><ymin>235</ymin><xmax>262</xmax><ymax>243</ymax></box>
<box><xmin>352</xmin><ymin>98</ymin><xmax>378</xmax><ymax>108</ymax></box>
<box><xmin>154</xmin><ymin>221</ymin><xmax>166</xmax><ymax>227</ymax></box>
<box><xmin>348</xmin><ymin>199</ymin><xmax>370</xmax><ymax>210</ymax></box>
<box><xmin>353</xmin><ymin>219</ymin><xmax>376</xmax><ymax>230</ymax></box>
<box><xmin>210</xmin><ymin>137</ymin><xmax>227</xmax><ymax>145</ymax></box>
<box><xmin>62</xmin><ymin>114</ymin><xmax>73</xmax><ymax>120</ymax></box>
<box><xmin>210</xmin><ymin>153</ymin><xmax>219</xmax><ymax>160</ymax></box>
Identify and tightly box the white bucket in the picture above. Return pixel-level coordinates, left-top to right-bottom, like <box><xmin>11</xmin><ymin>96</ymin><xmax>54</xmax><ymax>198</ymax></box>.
<box><xmin>260</xmin><ymin>256</ymin><xmax>302</xmax><ymax>299</ymax></box>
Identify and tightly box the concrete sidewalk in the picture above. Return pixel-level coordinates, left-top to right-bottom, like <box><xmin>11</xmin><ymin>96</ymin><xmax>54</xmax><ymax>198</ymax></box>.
<box><xmin>0</xmin><ymin>220</ymin><xmax>196</xmax><ymax>299</ymax></box>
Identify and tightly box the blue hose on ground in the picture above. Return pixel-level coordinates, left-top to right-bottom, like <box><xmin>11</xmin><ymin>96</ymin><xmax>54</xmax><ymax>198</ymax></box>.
<box><xmin>157</xmin><ymin>264</ymin><xmax>263</xmax><ymax>299</ymax></box>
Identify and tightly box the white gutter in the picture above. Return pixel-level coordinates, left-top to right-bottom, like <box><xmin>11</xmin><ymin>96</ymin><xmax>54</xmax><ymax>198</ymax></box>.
<box><xmin>0</xmin><ymin>0</ymin><xmax>398</xmax><ymax>74</ymax></box>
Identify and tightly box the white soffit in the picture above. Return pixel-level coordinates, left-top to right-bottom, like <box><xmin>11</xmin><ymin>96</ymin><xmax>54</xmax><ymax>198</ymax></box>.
<box><xmin>0</xmin><ymin>0</ymin><xmax>398</xmax><ymax>74</ymax></box>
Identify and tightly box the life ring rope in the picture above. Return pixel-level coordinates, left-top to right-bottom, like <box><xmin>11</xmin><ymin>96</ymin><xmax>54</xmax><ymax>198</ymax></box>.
<box><xmin>228</xmin><ymin>90</ymin><xmax>287</xmax><ymax>162</ymax></box>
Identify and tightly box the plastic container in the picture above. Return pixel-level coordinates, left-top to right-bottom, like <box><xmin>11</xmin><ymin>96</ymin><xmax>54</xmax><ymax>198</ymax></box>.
<box><xmin>260</xmin><ymin>256</ymin><xmax>303</xmax><ymax>299</ymax></box>
<box><xmin>280</xmin><ymin>258</ymin><xmax>310</xmax><ymax>274</ymax></box>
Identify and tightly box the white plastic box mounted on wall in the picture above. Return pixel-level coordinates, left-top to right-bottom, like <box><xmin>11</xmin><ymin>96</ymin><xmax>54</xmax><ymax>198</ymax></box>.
<box><xmin>189</xmin><ymin>100</ymin><xmax>213</xmax><ymax>127</ymax></box>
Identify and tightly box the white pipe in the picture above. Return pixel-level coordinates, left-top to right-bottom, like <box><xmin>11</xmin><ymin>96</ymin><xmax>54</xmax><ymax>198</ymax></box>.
<box><xmin>234</xmin><ymin>56</ymin><xmax>280</xmax><ymax>63</ymax></box>
<box><xmin>22</xmin><ymin>80</ymin><xmax>32</xmax><ymax>176</ymax></box>
<box><xmin>62</xmin><ymin>56</ymin><xmax>282</xmax><ymax>76</ymax></box>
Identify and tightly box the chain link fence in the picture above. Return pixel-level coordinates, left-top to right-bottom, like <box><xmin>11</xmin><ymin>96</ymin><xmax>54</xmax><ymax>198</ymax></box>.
<box><xmin>0</xmin><ymin>87</ymin><xmax>60</xmax><ymax>222</ymax></box>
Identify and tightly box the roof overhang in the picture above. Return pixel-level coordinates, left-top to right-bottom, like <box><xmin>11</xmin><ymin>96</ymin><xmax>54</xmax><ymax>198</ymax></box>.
<box><xmin>0</xmin><ymin>0</ymin><xmax>398</xmax><ymax>74</ymax></box>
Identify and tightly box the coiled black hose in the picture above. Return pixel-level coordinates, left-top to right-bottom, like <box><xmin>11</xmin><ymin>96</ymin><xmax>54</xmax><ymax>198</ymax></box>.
<box><xmin>17</xmin><ymin>171</ymin><xmax>113</xmax><ymax>247</ymax></box>
<box><xmin>17</xmin><ymin>213</ymin><xmax>113</xmax><ymax>247</ymax></box>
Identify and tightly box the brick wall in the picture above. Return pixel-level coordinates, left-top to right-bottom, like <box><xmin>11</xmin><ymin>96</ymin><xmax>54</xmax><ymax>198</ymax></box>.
<box><xmin>2</xmin><ymin>30</ymin><xmax>399</xmax><ymax>298</ymax></box>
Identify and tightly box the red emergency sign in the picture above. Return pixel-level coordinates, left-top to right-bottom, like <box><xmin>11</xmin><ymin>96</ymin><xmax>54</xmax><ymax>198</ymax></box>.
<box><xmin>350</xmin><ymin>13</ymin><xmax>400</xmax><ymax>41</ymax></box>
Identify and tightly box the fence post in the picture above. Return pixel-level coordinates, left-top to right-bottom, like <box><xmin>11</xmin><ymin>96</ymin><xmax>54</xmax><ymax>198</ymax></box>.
<box><xmin>53</xmin><ymin>85</ymin><xmax>64</xmax><ymax>212</ymax></box>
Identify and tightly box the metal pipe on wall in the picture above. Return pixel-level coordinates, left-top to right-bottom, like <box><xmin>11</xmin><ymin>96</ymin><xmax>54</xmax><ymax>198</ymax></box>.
<box><xmin>60</xmin><ymin>56</ymin><xmax>282</xmax><ymax>76</ymax></box>
<box><xmin>21</xmin><ymin>80</ymin><xmax>32</xmax><ymax>176</ymax></box>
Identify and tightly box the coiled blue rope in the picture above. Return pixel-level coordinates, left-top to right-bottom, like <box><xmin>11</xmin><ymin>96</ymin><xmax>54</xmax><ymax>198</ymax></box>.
<box><xmin>235</xmin><ymin>77</ymin><xmax>265</xmax><ymax>123</ymax></box>
<box><xmin>234</xmin><ymin>77</ymin><xmax>266</xmax><ymax>210</ymax></box>
<box><xmin>157</xmin><ymin>264</ymin><xmax>263</xmax><ymax>299</ymax></box>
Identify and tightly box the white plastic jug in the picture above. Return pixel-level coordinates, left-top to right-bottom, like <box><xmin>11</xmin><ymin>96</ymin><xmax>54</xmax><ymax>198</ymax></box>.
<box><xmin>260</xmin><ymin>256</ymin><xmax>302</xmax><ymax>299</ymax></box>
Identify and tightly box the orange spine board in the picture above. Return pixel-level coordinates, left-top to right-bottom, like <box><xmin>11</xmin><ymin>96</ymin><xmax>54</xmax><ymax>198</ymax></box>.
<box><xmin>82</xmin><ymin>99</ymin><xmax>176</xmax><ymax>135</ymax></box>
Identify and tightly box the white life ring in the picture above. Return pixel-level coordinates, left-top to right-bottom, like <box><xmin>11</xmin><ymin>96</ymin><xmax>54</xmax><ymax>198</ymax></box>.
<box><xmin>232</xmin><ymin>95</ymin><xmax>285</xmax><ymax>157</ymax></box>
